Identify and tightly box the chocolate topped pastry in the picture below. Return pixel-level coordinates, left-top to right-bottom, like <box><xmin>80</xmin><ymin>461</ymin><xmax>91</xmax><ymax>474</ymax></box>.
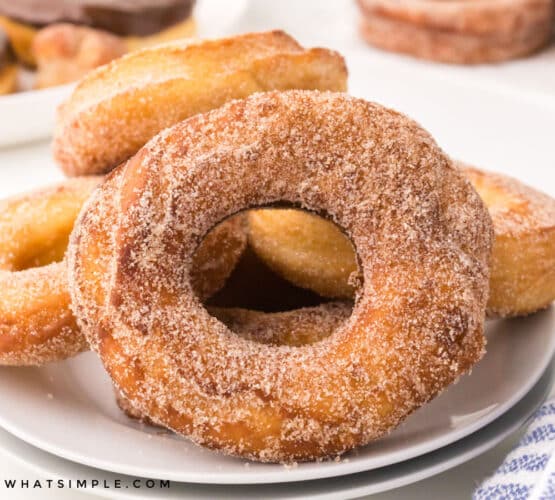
<box><xmin>0</xmin><ymin>0</ymin><xmax>195</xmax><ymax>36</ymax></box>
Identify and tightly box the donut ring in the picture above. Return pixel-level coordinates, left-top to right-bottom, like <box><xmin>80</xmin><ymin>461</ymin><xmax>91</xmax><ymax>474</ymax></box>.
<box><xmin>464</xmin><ymin>166</ymin><xmax>555</xmax><ymax>317</ymax></box>
<box><xmin>0</xmin><ymin>174</ymin><xmax>246</xmax><ymax>366</ymax></box>
<box><xmin>0</xmin><ymin>177</ymin><xmax>100</xmax><ymax>366</ymax></box>
<box><xmin>357</xmin><ymin>0</ymin><xmax>555</xmax><ymax>64</ymax></box>
<box><xmin>116</xmin><ymin>303</ymin><xmax>353</xmax><ymax>423</ymax></box>
<box><xmin>248</xmin><ymin>164</ymin><xmax>555</xmax><ymax>317</ymax></box>
<box><xmin>69</xmin><ymin>90</ymin><xmax>492</xmax><ymax>462</ymax></box>
<box><xmin>53</xmin><ymin>30</ymin><xmax>348</xmax><ymax>177</ymax></box>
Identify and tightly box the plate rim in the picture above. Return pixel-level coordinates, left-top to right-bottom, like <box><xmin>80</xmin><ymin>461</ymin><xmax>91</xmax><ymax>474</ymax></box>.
<box><xmin>1</xmin><ymin>360</ymin><xmax>551</xmax><ymax>499</ymax></box>
<box><xmin>0</xmin><ymin>312</ymin><xmax>553</xmax><ymax>485</ymax></box>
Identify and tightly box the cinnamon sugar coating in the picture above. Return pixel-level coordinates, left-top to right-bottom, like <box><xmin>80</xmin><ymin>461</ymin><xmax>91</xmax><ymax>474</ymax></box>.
<box><xmin>116</xmin><ymin>303</ymin><xmax>352</xmax><ymax>423</ymax></box>
<box><xmin>357</xmin><ymin>0</ymin><xmax>555</xmax><ymax>64</ymax></box>
<box><xmin>0</xmin><ymin>177</ymin><xmax>100</xmax><ymax>366</ymax></box>
<box><xmin>69</xmin><ymin>90</ymin><xmax>492</xmax><ymax>462</ymax></box>
<box><xmin>0</xmin><ymin>173</ymin><xmax>246</xmax><ymax>366</ymax></box>
<box><xmin>53</xmin><ymin>30</ymin><xmax>347</xmax><ymax>176</ymax></box>
<box><xmin>249</xmin><ymin>164</ymin><xmax>555</xmax><ymax>317</ymax></box>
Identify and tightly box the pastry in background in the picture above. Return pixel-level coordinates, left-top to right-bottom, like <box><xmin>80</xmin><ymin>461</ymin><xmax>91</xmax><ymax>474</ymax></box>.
<box><xmin>0</xmin><ymin>0</ymin><xmax>196</xmax><ymax>84</ymax></box>
<box><xmin>356</xmin><ymin>0</ymin><xmax>555</xmax><ymax>64</ymax></box>
<box><xmin>33</xmin><ymin>24</ymin><xmax>126</xmax><ymax>88</ymax></box>
<box><xmin>0</xmin><ymin>26</ymin><xmax>16</xmax><ymax>94</ymax></box>
<box><xmin>0</xmin><ymin>15</ymin><xmax>36</xmax><ymax>66</ymax></box>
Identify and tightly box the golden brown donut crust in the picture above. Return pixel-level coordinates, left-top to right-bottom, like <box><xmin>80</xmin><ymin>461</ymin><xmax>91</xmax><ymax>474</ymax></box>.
<box><xmin>69</xmin><ymin>90</ymin><xmax>492</xmax><ymax>462</ymax></box>
<box><xmin>357</xmin><ymin>0</ymin><xmax>555</xmax><ymax>64</ymax></box>
<box><xmin>53</xmin><ymin>30</ymin><xmax>348</xmax><ymax>177</ymax></box>
<box><xmin>0</xmin><ymin>171</ymin><xmax>246</xmax><ymax>366</ymax></box>
<box><xmin>248</xmin><ymin>165</ymin><xmax>555</xmax><ymax>318</ymax></box>
<box><xmin>463</xmin><ymin>166</ymin><xmax>555</xmax><ymax>317</ymax></box>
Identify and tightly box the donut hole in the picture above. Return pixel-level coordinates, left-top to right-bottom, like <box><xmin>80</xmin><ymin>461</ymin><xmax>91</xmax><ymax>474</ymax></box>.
<box><xmin>8</xmin><ymin>228</ymin><xmax>71</xmax><ymax>271</ymax></box>
<box><xmin>201</xmin><ymin>208</ymin><xmax>358</xmax><ymax>346</ymax></box>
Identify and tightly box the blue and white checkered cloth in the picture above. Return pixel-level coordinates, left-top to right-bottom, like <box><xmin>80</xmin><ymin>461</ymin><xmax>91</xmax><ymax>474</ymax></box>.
<box><xmin>474</xmin><ymin>399</ymin><xmax>555</xmax><ymax>500</ymax></box>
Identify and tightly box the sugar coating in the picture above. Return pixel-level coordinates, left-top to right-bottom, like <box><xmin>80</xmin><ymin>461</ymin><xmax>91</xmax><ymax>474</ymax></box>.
<box><xmin>247</xmin><ymin>163</ymin><xmax>555</xmax><ymax>317</ymax></box>
<box><xmin>68</xmin><ymin>90</ymin><xmax>493</xmax><ymax>462</ymax></box>
<box><xmin>357</xmin><ymin>0</ymin><xmax>555</xmax><ymax>64</ymax></box>
<box><xmin>0</xmin><ymin>174</ymin><xmax>246</xmax><ymax>366</ymax></box>
<box><xmin>116</xmin><ymin>302</ymin><xmax>352</xmax><ymax>422</ymax></box>
<box><xmin>53</xmin><ymin>30</ymin><xmax>348</xmax><ymax>176</ymax></box>
<box><xmin>0</xmin><ymin>177</ymin><xmax>99</xmax><ymax>366</ymax></box>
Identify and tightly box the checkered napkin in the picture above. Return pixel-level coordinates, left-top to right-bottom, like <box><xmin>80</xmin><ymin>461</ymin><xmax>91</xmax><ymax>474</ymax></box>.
<box><xmin>474</xmin><ymin>399</ymin><xmax>555</xmax><ymax>500</ymax></box>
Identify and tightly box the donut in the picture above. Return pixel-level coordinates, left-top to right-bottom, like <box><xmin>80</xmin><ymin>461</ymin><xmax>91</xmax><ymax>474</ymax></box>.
<box><xmin>0</xmin><ymin>177</ymin><xmax>100</xmax><ymax>366</ymax></box>
<box><xmin>248</xmin><ymin>164</ymin><xmax>555</xmax><ymax>317</ymax></box>
<box><xmin>356</xmin><ymin>0</ymin><xmax>555</xmax><ymax>64</ymax></box>
<box><xmin>52</xmin><ymin>30</ymin><xmax>348</xmax><ymax>176</ymax></box>
<box><xmin>463</xmin><ymin>166</ymin><xmax>555</xmax><ymax>317</ymax></box>
<box><xmin>116</xmin><ymin>303</ymin><xmax>353</xmax><ymax>423</ymax></box>
<box><xmin>0</xmin><ymin>173</ymin><xmax>246</xmax><ymax>366</ymax></box>
<box><xmin>0</xmin><ymin>0</ymin><xmax>196</xmax><ymax>67</ymax></box>
<box><xmin>68</xmin><ymin>90</ymin><xmax>492</xmax><ymax>462</ymax></box>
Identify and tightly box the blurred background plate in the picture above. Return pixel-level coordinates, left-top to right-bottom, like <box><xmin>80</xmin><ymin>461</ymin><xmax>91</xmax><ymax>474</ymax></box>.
<box><xmin>0</xmin><ymin>83</ymin><xmax>73</xmax><ymax>148</ymax></box>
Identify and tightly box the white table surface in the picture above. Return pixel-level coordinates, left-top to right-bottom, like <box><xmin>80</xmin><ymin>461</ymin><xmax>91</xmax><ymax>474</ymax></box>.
<box><xmin>1</xmin><ymin>1</ymin><xmax>554</xmax><ymax>498</ymax></box>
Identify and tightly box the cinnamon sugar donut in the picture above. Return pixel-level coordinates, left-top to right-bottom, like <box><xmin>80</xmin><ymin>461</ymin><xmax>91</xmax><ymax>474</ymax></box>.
<box><xmin>357</xmin><ymin>0</ymin><xmax>555</xmax><ymax>64</ymax></box>
<box><xmin>69</xmin><ymin>90</ymin><xmax>492</xmax><ymax>462</ymax></box>
<box><xmin>464</xmin><ymin>166</ymin><xmax>555</xmax><ymax>317</ymax></box>
<box><xmin>0</xmin><ymin>174</ymin><xmax>246</xmax><ymax>366</ymax></box>
<box><xmin>248</xmin><ymin>165</ymin><xmax>555</xmax><ymax>317</ymax></box>
<box><xmin>53</xmin><ymin>30</ymin><xmax>347</xmax><ymax>176</ymax></box>
<box><xmin>117</xmin><ymin>303</ymin><xmax>352</xmax><ymax>422</ymax></box>
<box><xmin>0</xmin><ymin>177</ymin><xmax>100</xmax><ymax>366</ymax></box>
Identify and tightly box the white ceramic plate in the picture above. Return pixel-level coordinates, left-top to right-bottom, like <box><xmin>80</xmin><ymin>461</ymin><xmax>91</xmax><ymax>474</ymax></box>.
<box><xmin>0</xmin><ymin>310</ymin><xmax>552</xmax><ymax>485</ymax></box>
<box><xmin>1</xmin><ymin>361</ymin><xmax>551</xmax><ymax>499</ymax></box>
<box><xmin>0</xmin><ymin>0</ymin><xmax>248</xmax><ymax>149</ymax></box>
<box><xmin>0</xmin><ymin>84</ymin><xmax>73</xmax><ymax>148</ymax></box>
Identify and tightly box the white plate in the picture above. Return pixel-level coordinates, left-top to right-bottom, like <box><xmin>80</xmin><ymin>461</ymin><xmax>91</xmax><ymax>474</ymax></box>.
<box><xmin>2</xmin><ymin>361</ymin><xmax>552</xmax><ymax>499</ymax></box>
<box><xmin>0</xmin><ymin>0</ymin><xmax>249</xmax><ymax>149</ymax></box>
<box><xmin>0</xmin><ymin>310</ymin><xmax>553</xmax><ymax>485</ymax></box>
<box><xmin>0</xmin><ymin>84</ymin><xmax>73</xmax><ymax>148</ymax></box>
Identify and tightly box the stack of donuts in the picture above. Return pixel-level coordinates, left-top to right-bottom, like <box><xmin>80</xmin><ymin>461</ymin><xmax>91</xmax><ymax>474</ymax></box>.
<box><xmin>356</xmin><ymin>0</ymin><xmax>555</xmax><ymax>64</ymax></box>
<box><xmin>1</xmin><ymin>30</ymin><xmax>555</xmax><ymax>463</ymax></box>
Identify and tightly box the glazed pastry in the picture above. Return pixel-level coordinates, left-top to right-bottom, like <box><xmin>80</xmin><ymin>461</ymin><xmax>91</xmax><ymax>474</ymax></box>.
<box><xmin>248</xmin><ymin>164</ymin><xmax>555</xmax><ymax>317</ymax></box>
<box><xmin>0</xmin><ymin>0</ymin><xmax>196</xmax><ymax>67</ymax></box>
<box><xmin>32</xmin><ymin>23</ymin><xmax>127</xmax><ymax>88</ymax></box>
<box><xmin>0</xmin><ymin>26</ymin><xmax>16</xmax><ymax>94</ymax></box>
<box><xmin>53</xmin><ymin>30</ymin><xmax>348</xmax><ymax>176</ymax></box>
<box><xmin>69</xmin><ymin>90</ymin><xmax>492</xmax><ymax>462</ymax></box>
<box><xmin>357</xmin><ymin>0</ymin><xmax>555</xmax><ymax>64</ymax></box>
